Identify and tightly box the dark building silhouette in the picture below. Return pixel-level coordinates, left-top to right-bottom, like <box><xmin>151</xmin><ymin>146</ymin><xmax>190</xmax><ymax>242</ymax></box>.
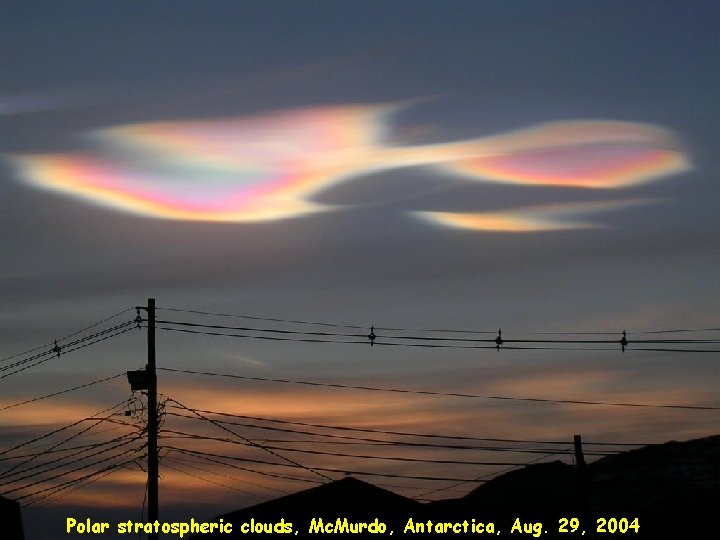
<box><xmin>194</xmin><ymin>435</ymin><xmax>720</xmax><ymax>538</ymax></box>
<box><xmin>196</xmin><ymin>476</ymin><xmax>425</xmax><ymax>538</ymax></box>
<box><xmin>0</xmin><ymin>494</ymin><xmax>25</xmax><ymax>540</ymax></box>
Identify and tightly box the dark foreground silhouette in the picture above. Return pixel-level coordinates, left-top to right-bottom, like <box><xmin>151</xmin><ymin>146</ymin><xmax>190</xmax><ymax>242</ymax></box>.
<box><xmin>190</xmin><ymin>434</ymin><xmax>719</xmax><ymax>538</ymax></box>
<box><xmin>0</xmin><ymin>494</ymin><xmax>24</xmax><ymax>540</ymax></box>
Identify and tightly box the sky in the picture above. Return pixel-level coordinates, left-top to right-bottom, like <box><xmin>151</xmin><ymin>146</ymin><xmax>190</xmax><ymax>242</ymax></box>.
<box><xmin>1</xmin><ymin>1</ymin><xmax>719</xmax><ymax>538</ymax></box>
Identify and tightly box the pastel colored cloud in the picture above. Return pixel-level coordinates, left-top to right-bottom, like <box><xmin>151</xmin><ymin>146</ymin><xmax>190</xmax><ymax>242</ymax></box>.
<box><xmin>414</xmin><ymin>199</ymin><xmax>659</xmax><ymax>232</ymax></box>
<box><xmin>9</xmin><ymin>104</ymin><xmax>690</xmax><ymax>225</ymax></box>
<box><xmin>442</xmin><ymin>120</ymin><xmax>688</xmax><ymax>188</ymax></box>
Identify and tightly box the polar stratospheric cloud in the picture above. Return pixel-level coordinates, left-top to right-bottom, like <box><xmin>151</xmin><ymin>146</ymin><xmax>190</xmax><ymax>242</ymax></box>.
<box><xmin>10</xmin><ymin>103</ymin><xmax>690</xmax><ymax>229</ymax></box>
<box><xmin>415</xmin><ymin>199</ymin><xmax>660</xmax><ymax>232</ymax></box>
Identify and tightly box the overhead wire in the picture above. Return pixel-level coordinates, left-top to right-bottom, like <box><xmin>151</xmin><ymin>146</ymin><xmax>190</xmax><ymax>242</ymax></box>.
<box><xmin>160</xmin><ymin>408</ymin><xmax>618</xmax><ymax>485</ymax></box>
<box><xmin>166</xmin><ymin>397</ymin><xmax>332</xmax><ymax>481</ymax></box>
<box><xmin>159</xmin><ymin>367</ymin><xmax>720</xmax><ymax>411</ymax></box>
<box><xmin>11</xmin><ymin>423</ymin><xmax>144</xmax><ymax>505</ymax></box>
<box><xmin>164</xmin><ymin>446</ymin><xmax>491</xmax><ymax>483</ymax></box>
<box><xmin>158</xmin><ymin>307</ymin><xmax>498</xmax><ymax>334</ymax></box>
<box><xmin>152</xmin><ymin>318</ymin><xmax>720</xmax><ymax>346</ymax></box>
<box><xmin>17</xmin><ymin>449</ymin><xmax>145</xmax><ymax>505</ymax></box>
<box><xmin>0</xmin><ymin>399</ymin><xmax>131</xmax><ymax>458</ymax></box>
<box><xmin>161</xmin><ymin>419</ymin><xmax>615</xmax><ymax>457</ymax></box>
<box><xmin>166</xmin><ymin>447</ymin><xmax>324</xmax><ymax>486</ymax></box>
<box><xmin>0</xmin><ymin>322</ymin><xmax>136</xmax><ymax>380</ymax></box>
<box><xmin>0</xmin><ymin>307</ymin><xmax>134</xmax><ymax>364</ymax></box>
<box><xmin>1</xmin><ymin>321</ymin><xmax>135</xmax><ymax>373</ymax></box>
<box><xmin>164</xmin><ymin>405</ymin><xmax>570</xmax><ymax>445</ymax></box>
<box><xmin>164</xmin><ymin>435</ymin><xmax>557</xmax><ymax>467</ymax></box>
<box><xmin>1</xmin><ymin>436</ymin><xmax>144</xmax><ymax>494</ymax></box>
<box><xmin>413</xmin><ymin>448</ymin><xmax>573</xmax><ymax>500</ymax></box>
<box><xmin>0</xmin><ymin>426</ymin><xmax>143</xmax><ymax>480</ymax></box>
<box><xmin>0</xmin><ymin>399</ymin><xmax>133</xmax><ymax>479</ymax></box>
<box><xmin>0</xmin><ymin>373</ymin><xmax>125</xmax><ymax>411</ymax></box>
<box><xmin>157</xmin><ymin>306</ymin><xmax>720</xmax><ymax>336</ymax></box>
<box><xmin>160</xmin><ymin>426</ymin><xmax>607</xmax><ymax>455</ymax></box>
<box><xmin>163</xmin><ymin>406</ymin><xmax>653</xmax><ymax>448</ymax></box>
<box><xmin>23</xmin><ymin>465</ymin><xmax>126</xmax><ymax>511</ymax></box>
<box><xmin>0</xmin><ymin>432</ymin><xmax>140</xmax><ymax>464</ymax></box>
<box><xmin>153</xmin><ymin>323</ymin><xmax>720</xmax><ymax>353</ymax></box>
<box><xmin>3</xmin><ymin>304</ymin><xmax>717</xmax><ymax>505</ymax></box>
<box><xmin>164</xmin><ymin>454</ymin><xmax>291</xmax><ymax>495</ymax></box>
<box><xmin>0</xmin><ymin>420</ymin><xmax>142</xmax><ymax>484</ymax></box>
<box><xmin>161</xmin><ymin>457</ymin><xmax>269</xmax><ymax>500</ymax></box>
<box><xmin>155</xmin><ymin>319</ymin><xmax>492</xmax><ymax>343</ymax></box>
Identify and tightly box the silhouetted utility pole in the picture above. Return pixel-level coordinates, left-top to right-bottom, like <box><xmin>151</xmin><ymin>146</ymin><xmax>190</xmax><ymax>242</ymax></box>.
<box><xmin>146</xmin><ymin>298</ymin><xmax>158</xmax><ymax>540</ymax></box>
<box><xmin>574</xmin><ymin>434</ymin><xmax>588</xmax><ymax>521</ymax></box>
<box><xmin>130</xmin><ymin>299</ymin><xmax>159</xmax><ymax>539</ymax></box>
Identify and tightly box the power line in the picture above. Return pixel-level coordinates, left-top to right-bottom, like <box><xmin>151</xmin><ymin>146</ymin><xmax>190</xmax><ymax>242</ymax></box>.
<box><xmin>0</xmin><ymin>373</ymin><xmax>125</xmax><ymax>411</ymax></box>
<box><xmin>158</xmin><ymin>307</ymin><xmax>495</xmax><ymax>334</ymax></box>
<box><xmin>632</xmin><ymin>327</ymin><xmax>720</xmax><ymax>334</ymax></box>
<box><xmin>160</xmin><ymin>427</ymin><xmax>602</xmax><ymax>463</ymax></box>
<box><xmin>54</xmin><ymin>307</ymin><xmax>135</xmax><ymax>342</ymax></box>
<box><xmin>0</xmin><ymin>400</ymin><xmax>136</xmax><ymax>484</ymax></box>
<box><xmin>1</xmin><ymin>436</ymin><xmax>144</xmax><ymax>493</ymax></box>
<box><xmin>161</xmin><ymin>458</ymin><xmax>269</xmax><ymax>500</ymax></box>
<box><xmin>153</xmin><ymin>324</ymin><xmax>720</xmax><ymax>353</ymax></box>
<box><xmin>166</xmin><ymin>447</ymin><xmax>324</xmax><ymax>486</ymax></box>
<box><xmin>161</xmin><ymin>417</ymin><xmax>619</xmax><ymax>458</ymax></box>
<box><xmin>1</xmin><ymin>321</ymin><xmax>135</xmax><ymax>372</ymax></box>
<box><xmin>0</xmin><ymin>431</ymin><xmax>140</xmax><ymax>472</ymax></box>
<box><xmin>0</xmin><ymin>322</ymin><xmax>136</xmax><ymax>380</ymax></box>
<box><xmin>0</xmin><ymin>411</ymin><xmax>139</xmax><ymax>482</ymax></box>
<box><xmin>162</xmin><ymin>432</ymin><xmax>559</xmax><ymax>467</ymax></box>
<box><xmin>1</xmin><ymin>321</ymin><xmax>134</xmax><ymax>374</ymax></box>
<box><xmin>0</xmin><ymin>432</ymin><xmax>139</xmax><ymax>464</ymax></box>
<box><xmin>166</xmin><ymin>398</ymin><xmax>332</xmax><ymax>481</ymax></box>
<box><xmin>160</xmin><ymin>425</ymin><xmax>605</xmax><ymax>456</ymax></box>
<box><xmin>23</xmin><ymin>463</ymin><xmax>127</xmax><ymax>510</ymax></box>
<box><xmin>0</xmin><ymin>399</ymin><xmax>131</xmax><ymax>458</ymax></box>
<box><xmin>152</xmin><ymin>318</ymin><xmax>720</xmax><ymax>346</ymax></box>
<box><xmin>414</xmin><ymin>449</ymin><xmax>571</xmax><ymax>500</ymax></box>
<box><xmin>159</xmin><ymin>367</ymin><xmax>720</xmax><ymax>411</ymax></box>
<box><xmin>155</xmin><ymin>319</ymin><xmax>494</xmax><ymax>343</ymax></box>
<box><xmin>0</xmin><ymin>307</ymin><xmax>133</xmax><ymax>364</ymax></box>
<box><xmin>165</xmin><ymin>447</ymin><xmax>492</xmax><ymax>483</ymax></box>
<box><xmin>161</xmin><ymin>445</ymin><xmax>326</xmax><ymax>474</ymax></box>
<box><xmin>157</xmin><ymin>306</ymin><xmax>720</xmax><ymax>336</ymax></box>
<box><xmin>164</xmin><ymin>454</ymin><xmax>291</xmax><ymax>495</ymax></box>
<box><xmin>16</xmin><ymin>449</ymin><xmax>145</xmax><ymax>504</ymax></box>
<box><xmin>161</xmin><ymin>407</ymin><xmax>651</xmax><ymax>447</ymax></box>
<box><xmin>625</xmin><ymin>347</ymin><xmax>720</xmax><ymax>353</ymax></box>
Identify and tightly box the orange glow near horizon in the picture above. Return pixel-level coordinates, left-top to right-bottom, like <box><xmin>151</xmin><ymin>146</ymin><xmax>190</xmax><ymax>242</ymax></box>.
<box><xmin>0</xmin><ymin>399</ymin><xmax>116</xmax><ymax>427</ymax></box>
<box><xmin>3</xmin><ymin>369</ymin><xmax>716</xmax><ymax>510</ymax></box>
<box><xmin>8</xmin><ymin>105</ymin><xmax>690</xmax><ymax>225</ymax></box>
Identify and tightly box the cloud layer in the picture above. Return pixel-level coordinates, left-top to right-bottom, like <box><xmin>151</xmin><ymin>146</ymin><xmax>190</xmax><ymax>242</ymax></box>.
<box><xmin>10</xmin><ymin>104</ymin><xmax>690</xmax><ymax>228</ymax></box>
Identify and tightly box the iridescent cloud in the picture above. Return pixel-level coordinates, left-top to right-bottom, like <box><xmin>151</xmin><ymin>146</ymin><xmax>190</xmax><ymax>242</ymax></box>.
<box><xmin>9</xmin><ymin>104</ymin><xmax>690</xmax><ymax>224</ymax></box>
<box><xmin>414</xmin><ymin>199</ymin><xmax>659</xmax><ymax>232</ymax></box>
<box><xmin>442</xmin><ymin>120</ymin><xmax>689</xmax><ymax>188</ymax></box>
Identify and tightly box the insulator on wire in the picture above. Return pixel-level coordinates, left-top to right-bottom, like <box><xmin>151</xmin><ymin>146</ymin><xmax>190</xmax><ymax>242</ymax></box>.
<box><xmin>368</xmin><ymin>326</ymin><xmax>376</xmax><ymax>347</ymax></box>
<box><xmin>134</xmin><ymin>308</ymin><xmax>143</xmax><ymax>329</ymax></box>
<box><xmin>495</xmin><ymin>328</ymin><xmax>503</xmax><ymax>351</ymax></box>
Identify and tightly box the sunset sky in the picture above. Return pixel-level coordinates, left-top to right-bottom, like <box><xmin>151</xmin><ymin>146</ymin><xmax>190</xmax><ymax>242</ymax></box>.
<box><xmin>1</xmin><ymin>1</ymin><xmax>718</xmax><ymax>538</ymax></box>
